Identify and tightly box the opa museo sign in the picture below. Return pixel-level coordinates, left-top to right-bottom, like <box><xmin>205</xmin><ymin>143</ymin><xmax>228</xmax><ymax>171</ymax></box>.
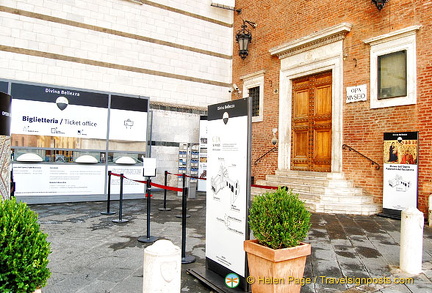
<box><xmin>346</xmin><ymin>84</ymin><xmax>367</xmax><ymax>103</ymax></box>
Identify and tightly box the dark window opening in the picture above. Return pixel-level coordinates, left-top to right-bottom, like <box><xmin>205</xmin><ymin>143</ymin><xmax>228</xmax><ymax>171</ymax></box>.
<box><xmin>378</xmin><ymin>50</ymin><xmax>407</xmax><ymax>99</ymax></box>
<box><xmin>249</xmin><ymin>86</ymin><xmax>260</xmax><ymax>116</ymax></box>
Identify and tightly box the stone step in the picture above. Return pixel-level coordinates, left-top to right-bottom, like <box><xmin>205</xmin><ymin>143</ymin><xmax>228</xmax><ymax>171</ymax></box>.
<box><xmin>264</xmin><ymin>175</ymin><xmax>329</xmax><ymax>187</ymax></box>
<box><xmin>274</xmin><ymin>170</ymin><xmax>345</xmax><ymax>180</ymax></box>
<box><xmin>252</xmin><ymin>169</ymin><xmax>381</xmax><ymax>215</ymax></box>
<box><xmin>314</xmin><ymin>203</ymin><xmax>382</xmax><ymax>215</ymax></box>
<box><xmin>262</xmin><ymin>176</ymin><xmax>354</xmax><ymax>189</ymax></box>
<box><xmin>253</xmin><ymin>182</ymin><xmax>373</xmax><ymax>204</ymax></box>
<box><xmin>256</xmin><ymin>179</ymin><xmax>361</xmax><ymax>196</ymax></box>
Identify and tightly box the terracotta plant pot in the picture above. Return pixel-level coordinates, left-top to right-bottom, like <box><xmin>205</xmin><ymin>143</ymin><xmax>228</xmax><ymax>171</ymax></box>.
<box><xmin>244</xmin><ymin>239</ymin><xmax>311</xmax><ymax>293</ymax></box>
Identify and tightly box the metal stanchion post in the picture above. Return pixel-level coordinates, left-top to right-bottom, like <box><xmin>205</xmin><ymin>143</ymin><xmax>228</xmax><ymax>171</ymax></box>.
<box><xmin>176</xmin><ymin>173</ymin><xmax>190</xmax><ymax>218</ymax></box>
<box><xmin>112</xmin><ymin>174</ymin><xmax>128</xmax><ymax>223</ymax></box>
<box><xmin>101</xmin><ymin>171</ymin><xmax>116</xmax><ymax>215</ymax></box>
<box><xmin>181</xmin><ymin>186</ymin><xmax>195</xmax><ymax>264</ymax></box>
<box><xmin>159</xmin><ymin>170</ymin><xmax>171</xmax><ymax>211</ymax></box>
<box><xmin>138</xmin><ymin>177</ymin><xmax>158</xmax><ymax>243</ymax></box>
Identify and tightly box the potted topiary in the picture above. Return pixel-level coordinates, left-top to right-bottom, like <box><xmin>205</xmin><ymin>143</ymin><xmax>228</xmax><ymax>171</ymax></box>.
<box><xmin>244</xmin><ymin>187</ymin><xmax>311</xmax><ymax>293</ymax></box>
<box><xmin>0</xmin><ymin>197</ymin><xmax>51</xmax><ymax>293</ymax></box>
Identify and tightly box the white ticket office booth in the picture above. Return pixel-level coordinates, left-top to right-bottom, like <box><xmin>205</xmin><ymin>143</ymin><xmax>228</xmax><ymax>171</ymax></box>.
<box><xmin>8</xmin><ymin>81</ymin><xmax>149</xmax><ymax>202</ymax></box>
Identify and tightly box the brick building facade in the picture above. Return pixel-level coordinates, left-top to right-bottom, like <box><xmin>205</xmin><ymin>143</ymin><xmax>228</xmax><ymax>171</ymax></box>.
<box><xmin>233</xmin><ymin>0</ymin><xmax>432</xmax><ymax>216</ymax></box>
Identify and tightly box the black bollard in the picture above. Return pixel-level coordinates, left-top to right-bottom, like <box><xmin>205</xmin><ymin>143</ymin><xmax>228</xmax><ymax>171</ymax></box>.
<box><xmin>181</xmin><ymin>186</ymin><xmax>195</xmax><ymax>264</ymax></box>
<box><xmin>112</xmin><ymin>174</ymin><xmax>128</xmax><ymax>223</ymax></box>
<box><xmin>176</xmin><ymin>173</ymin><xmax>190</xmax><ymax>218</ymax></box>
<box><xmin>138</xmin><ymin>177</ymin><xmax>158</xmax><ymax>243</ymax></box>
<box><xmin>158</xmin><ymin>170</ymin><xmax>171</xmax><ymax>211</ymax></box>
<box><xmin>101</xmin><ymin>171</ymin><xmax>116</xmax><ymax>215</ymax></box>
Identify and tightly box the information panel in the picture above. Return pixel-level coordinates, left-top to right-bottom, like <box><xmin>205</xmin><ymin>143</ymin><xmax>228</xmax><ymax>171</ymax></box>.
<box><xmin>11</xmin><ymin>83</ymin><xmax>109</xmax><ymax>139</ymax></box>
<box><xmin>13</xmin><ymin>164</ymin><xmax>105</xmax><ymax>196</ymax></box>
<box><xmin>206</xmin><ymin>98</ymin><xmax>250</xmax><ymax>280</ymax></box>
<box><xmin>109</xmin><ymin>95</ymin><xmax>148</xmax><ymax>141</ymax></box>
<box><xmin>383</xmin><ymin>132</ymin><xmax>418</xmax><ymax>217</ymax></box>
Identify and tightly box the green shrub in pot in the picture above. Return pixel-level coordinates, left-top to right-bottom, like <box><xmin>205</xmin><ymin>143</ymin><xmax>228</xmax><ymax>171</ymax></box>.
<box><xmin>0</xmin><ymin>197</ymin><xmax>51</xmax><ymax>293</ymax></box>
<box><xmin>248</xmin><ymin>187</ymin><xmax>311</xmax><ymax>249</ymax></box>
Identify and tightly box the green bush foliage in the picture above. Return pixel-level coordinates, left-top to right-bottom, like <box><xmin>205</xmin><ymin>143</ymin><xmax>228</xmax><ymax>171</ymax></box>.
<box><xmin>248</xmin><ymin>187</ymin><xmax>311</xmax><ymax>249</ymax></box>
<box><xmin>0</xmin><ymin>197</ymin><xmax>51</xmax><ymax>293</ymax></box>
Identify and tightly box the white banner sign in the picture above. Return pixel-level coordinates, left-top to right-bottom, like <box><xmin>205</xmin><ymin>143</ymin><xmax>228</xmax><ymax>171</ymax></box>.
<box><xmin>13</xmin><ymin>164</ymin><xmax>147</xmax><ymax>196</ymax></box>
<box><xmin>206</xmin><ymin>98</ymin><xmax>249</xmax><ymax>278</ymax></box>
<box><xmin>13</xmin><ymin>164</ymin><xmax>105</xmax><ymax>196</ymax></box>
<box><xmin>11</xmin><ymin>99</ymin><xmax>108</xmax><ymax>139</ymax></box>
<box><xmin>108</xmin><ymin>94</ymin><xmax>148</xmax><ymax>141</ymax></box>
<box><xmin>109</xmin><ymin>109</ymin><xmax>147</xmax><ymax>141</ymax></box>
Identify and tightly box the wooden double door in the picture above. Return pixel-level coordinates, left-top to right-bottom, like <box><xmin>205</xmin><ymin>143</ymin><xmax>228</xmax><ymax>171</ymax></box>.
<box><xmin>291</xmin><ymin>71</ymin><xmax>332</xmax><ymax>172</ymax></box>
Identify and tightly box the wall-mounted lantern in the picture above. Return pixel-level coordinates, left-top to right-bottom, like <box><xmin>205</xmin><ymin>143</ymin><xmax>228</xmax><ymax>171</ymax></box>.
<box><xmin>372</xmin><ymin>0</ymin><xmax>388</xmax><ymax>10</ymax></box>
<box><xmin>236</xmin><ymin>20</ymin><xmax>257</xmax><ymax>59</ymax></box>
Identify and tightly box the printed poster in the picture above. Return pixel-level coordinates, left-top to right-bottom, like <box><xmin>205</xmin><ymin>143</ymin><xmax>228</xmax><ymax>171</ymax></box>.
<box><xmin>383</xmin><ymin>132</ymin><xmax>418</xmax><ymax>212</ymax></box>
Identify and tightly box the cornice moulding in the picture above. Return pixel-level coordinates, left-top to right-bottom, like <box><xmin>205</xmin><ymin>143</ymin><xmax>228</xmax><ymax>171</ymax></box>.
<box><xmin>269</xmin><ymin>23</ymin><xmax>352</xmax><ymax>59</ymax></box>
<box><xmin>240</xmin><ymin>70</ymin><xmax>266</xmax><ymax>80</ymax></box>
<box><xmin>363</xmin><ymin>25</ymin><xmax>422</xmax><ymax>45</ymax></box>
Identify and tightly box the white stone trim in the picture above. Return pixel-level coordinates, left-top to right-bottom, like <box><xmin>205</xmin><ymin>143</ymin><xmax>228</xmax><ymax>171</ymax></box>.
<box><xmin>241</xmin><ymin>70</ymin><xmax>265</xmax><ymax>122</ymax></box>
<box><xmin>276</xmin><ymin>24</ymin><xmax>349</xmax><ymax>173</ymax></box>
<box><xmin>269</xmin><ymin>23</ymin><xmax>352</xmax><ymax>59</ymax></box>
<box><xmin>364</xmin><ymin>25</ymin><xmax>421</xmax><ymax>109</ymax></box>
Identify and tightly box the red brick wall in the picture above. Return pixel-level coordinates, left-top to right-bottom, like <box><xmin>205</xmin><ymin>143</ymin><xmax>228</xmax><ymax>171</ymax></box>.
<box><xmin>233</xmin><ymin>0</ymin><xmax>432</xmax><ymax>216</ymax></box>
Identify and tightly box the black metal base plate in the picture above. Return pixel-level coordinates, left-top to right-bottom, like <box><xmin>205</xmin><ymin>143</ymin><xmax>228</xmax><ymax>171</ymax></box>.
<box><xmin>112</xmin><ymin>219</ymin><xmax>128</xmax><ymax>223</ymax></box>
<box><xmin>158</xmin><ymin>207</ymin><xmax>172</xmax><ymax>211</ymax></box>
<box><xmin>176</xmin><ymin>214</ymin><xmax>191</xmax><ymax>218</ymax></box>
<box><xmin>378</xmin><ymin>208</ymin><xmax>402</xmax><ymax>220</ymax></box>
<box><xmin>181</xmin><ymin>255</ymin><xmax>196</xmax><ymax>264</ymax></box>
<box><xmin>137</xmin><ymin>235</ymin><xmax>158</xmax><ymax>243</ymax></box>
<box><xmin>187</xmin><ymin>266</ymin><xmax>248</xmax><ymax>293</ymax></box>
<box><xmin>101</xmin><ymin>211</ymin><xmax>116</xmax><ymax>215</ymax></box>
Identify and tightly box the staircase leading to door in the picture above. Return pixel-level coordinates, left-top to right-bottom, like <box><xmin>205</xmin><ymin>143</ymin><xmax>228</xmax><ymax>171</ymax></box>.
<box><xmin>252</xmin><ymin>170</ymin><xmax>381</xmax><ymax>215</ymax></box>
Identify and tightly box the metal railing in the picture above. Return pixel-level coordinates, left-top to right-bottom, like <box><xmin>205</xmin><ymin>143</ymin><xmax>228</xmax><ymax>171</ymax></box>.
<box><xmin>254</xmin><ymin>146</ymin><xmax>278</xmax><ymax>166</ymax></box>
<box><xmin>342</xmin><ymin>144</ymin><xmax>380</xmax><ymax>170</ymax></box>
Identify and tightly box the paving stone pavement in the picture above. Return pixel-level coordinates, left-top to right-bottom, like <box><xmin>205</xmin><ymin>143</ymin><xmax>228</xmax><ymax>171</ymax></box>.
<box><xmin>24</xmin><ymin>191</ymin><xmax>432</xmax><ymax>293</ymax></box>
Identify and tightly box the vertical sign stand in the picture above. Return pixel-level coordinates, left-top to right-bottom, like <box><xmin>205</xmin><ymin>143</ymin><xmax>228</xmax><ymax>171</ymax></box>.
<box><xmin>381</xmin><ymin>132</ymin><xmax>419</xmax><ymax>219</ymax></box>
<box><xmin>187</xmin><ymin>98</ymin><xmax>252</xmax><ymax>291</ymax></box>
<box><xmin>138</xmin><ymin>158</ymin><xmax>158</xmax><ymax>243</ymax></box>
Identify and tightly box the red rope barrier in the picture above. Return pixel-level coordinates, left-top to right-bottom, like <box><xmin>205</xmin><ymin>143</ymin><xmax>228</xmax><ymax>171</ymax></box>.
<box><xmin>251</xmin><ymin>184</ymin><xmax>279</xmax><ymax>190</ymax></box>
<box><xmin>110</xmin><ymin>172</ymin><xmax>123</xmax><ymax>177</ymax></box>
<box><xmin>150</xmin><ymin>181</ymin><xmax>182</xmax><ymax>192</ymax></box>
<box><xmin>108</xmin><ymin>172</ymin><xmax>182</xmax><ymax>192</ymax></box>
<box><xmin>110</xmin><ymin>172</ymin><xmax>278</xmax><ymax>192</ymax></box>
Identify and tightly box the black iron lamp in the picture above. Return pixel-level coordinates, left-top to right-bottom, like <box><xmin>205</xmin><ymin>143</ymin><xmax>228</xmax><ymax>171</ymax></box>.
<box><xmin>372</xmin><ymin>0</ymin><xmax>388</xmax><ymax>10</ymax></box>
<box><xmin>236</xmin><ymin>20</ymin><xmax>256</xmax><ymax>59</ymax></box>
